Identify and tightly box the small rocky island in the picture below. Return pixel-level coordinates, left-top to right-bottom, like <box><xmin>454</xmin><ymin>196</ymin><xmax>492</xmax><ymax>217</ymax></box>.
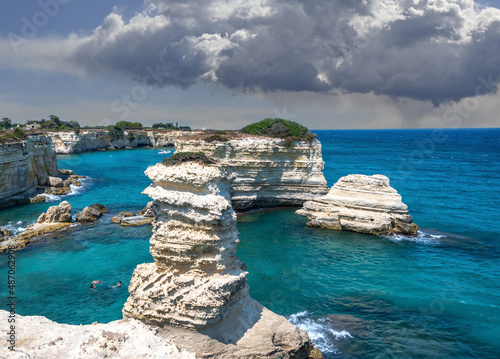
<box><xmin>296</xmin><ymin>174</ymin><xmax>418</xmax><ymax>236</ymax></box>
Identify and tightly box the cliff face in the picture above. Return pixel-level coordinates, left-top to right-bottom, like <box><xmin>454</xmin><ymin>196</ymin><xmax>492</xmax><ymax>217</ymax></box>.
<box><xmin>0</xmin><ymin>135</ymin><xmax>58</xmax><ymax>207</ymax></box>
<box><xmin>49</xmin><ymin>130</ymin><xmax>193</xmax><ymax>154</ymax></box>
<box><xmin>123</xmin><ymin>161</ymin><xmax>312</xmax><ymax>358</ymax></box>
<box><xmin>297</xmin><ymin>174</ymin><xmax>419</xmax><ymax>236</ymax></box>
<box><xmin>176</xmin><ymin>137</ymin><xmax>329</xmax><ymax>210</ymax></box>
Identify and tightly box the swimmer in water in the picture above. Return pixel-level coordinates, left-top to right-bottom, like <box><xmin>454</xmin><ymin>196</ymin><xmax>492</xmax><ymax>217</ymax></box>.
<box><xmin>90</xmin><ymin>283</ymin><xmax>96</xmax><ymax>289</ymax></box>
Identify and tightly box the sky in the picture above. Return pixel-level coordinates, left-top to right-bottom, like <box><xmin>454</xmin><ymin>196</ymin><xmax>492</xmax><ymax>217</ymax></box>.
<box><xmin>0</xmin><ymin>0</ymin><xmax>499</xmax><ymax>130</ymax></box>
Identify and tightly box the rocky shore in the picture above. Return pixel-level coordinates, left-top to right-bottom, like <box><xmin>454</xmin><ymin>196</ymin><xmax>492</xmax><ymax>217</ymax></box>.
<box><xmin>0</xmin><ymin>135</ymin><xmax>85</xmax><ymax>208</ymax></box>
<box><xmin>0</xmin><ymin>160</ymin><xmax>318</xmax><ymax>358</ymax></box>
<box><xmin>49</xmin><ymin>130</ymin><xmax>197</xmax><ymax>154</ymax></box>
<box><xmin>0</xmin><ymin>202</ymin><xmax>109</xmax><ymax>252</ymax></box>
<box><xmin>176</xmin><ymin>134</ymin><xmax>329</xmax><ymax>210</ymax></box>
<box><xmin>296</xmin><ymin>174</ymin><xmax>418</xmax><ymax>236</ymax></box>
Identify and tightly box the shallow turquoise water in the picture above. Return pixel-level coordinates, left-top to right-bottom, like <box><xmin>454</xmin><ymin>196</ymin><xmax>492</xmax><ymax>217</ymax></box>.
<box><xmin>1</xmin><ymin>130</ymin><xmax>499</xmax><ymax>358</ymax></box>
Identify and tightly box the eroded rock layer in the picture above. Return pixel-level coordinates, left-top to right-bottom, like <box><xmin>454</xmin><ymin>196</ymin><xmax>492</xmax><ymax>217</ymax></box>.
<box><xmin>0</xmin><ymin>135</ymin><xmax>58</xmax><ymax>207</ymax></box>
<box><xmin>123</xmin><ymin>161</ymin><xmax>312</xmax><ymax>358</ymax></box>
<box><xmin>123</xmin><ymin>162</ymin><xmax>249</xmax><ymax>329</ymax></box>
<box><xmin>49</xmin><ymin>130</ymin><xmax>197</xmax><ymax>154</ymax></box>
<box><xmin>176</xmin><ymin>137</ymin><xmax>329</xmax><ymax>209</ymax></box>
<box><xmin>297</xmin><ymin>174</ymin><xmax>419</xmax><ymax>236</ymax></box>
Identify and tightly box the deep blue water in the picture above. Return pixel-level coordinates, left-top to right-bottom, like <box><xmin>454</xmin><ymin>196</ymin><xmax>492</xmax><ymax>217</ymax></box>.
<box><xmin>1</xmin><ymin>129</ymin><xmax>499</xmax><ymax>358</ymax></box>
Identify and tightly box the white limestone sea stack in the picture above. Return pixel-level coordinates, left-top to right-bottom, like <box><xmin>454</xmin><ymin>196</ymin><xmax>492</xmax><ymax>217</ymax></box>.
<box><xmin>176</xmin><ymin>135</ymin><xmax>329</xmax><ymax>210</ymax></box>
<box><xmin>297</xmin><ymin>174</ymin><xmax>419</xmax><ymax>236</ymax></box>
<box><xmin>123</xmin><ymin>160</ymin><xmax>313</xmax><ymax>358</ymax></box>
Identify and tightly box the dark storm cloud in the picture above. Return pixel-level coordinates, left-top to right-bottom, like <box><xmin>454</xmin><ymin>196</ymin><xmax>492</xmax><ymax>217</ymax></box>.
<box><xmin>66</xmin><ymin>0</ymin><xmax>500</xmax><ymax>105</ymax></box>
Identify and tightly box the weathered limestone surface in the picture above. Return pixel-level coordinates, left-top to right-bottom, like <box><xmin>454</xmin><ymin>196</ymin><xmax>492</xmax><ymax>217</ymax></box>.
<box><xmin>176</xmin><ymin>137</ymin><xmax>329</xmax><ymax>210</ymax></box>
<box><xmin>38</xmin><ymin>201</ymin><xmax>73</xmax><ymax>223</ymax></box>
<box><xmin>0</xmin><ymin>310</ymin><xmax>195</xmax><ymax>359</ymax></box>
<box><xmin>0</xmin><ymin>135</ymin><xmax>58</xmax><ymax>207</ymax></box>
<box><xmin>297</xmin><ymin>174</ymin><xmax>419</xmax><ymax>236</ymax></box>
<box><xmin>123</xmin><ymin>161</ymin><xmax>313</xmax><ymax>358</ymax></box>
<box><xmin>76</xmin><ymin>203</ymin><xmax>108</xmax><ymax>222</ymax></box>
<box><xmin>0</xmin><ymin>201</ymin><xmax>74</xmax><ymax>252</ymax></box>
<box><xmin>49</xmin><ymin>130</ymin><xmax>198</xmax><ymax>154</ymax></box>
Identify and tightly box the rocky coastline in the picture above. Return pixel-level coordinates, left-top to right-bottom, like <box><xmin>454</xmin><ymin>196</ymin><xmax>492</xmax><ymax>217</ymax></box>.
<box><xmin>49</xmin><ymin>129</ymin><xmax>197</xmax><ymax>154</ymax></box>
<box><xmin>0</xmin><ymin>135</ymin><xmax>85</xmax><ymax>208</ymax></box>
<box><xmin>0</xmin><ymin>160</ymin><xmax>318</xmax><ymax>358</ymax></box>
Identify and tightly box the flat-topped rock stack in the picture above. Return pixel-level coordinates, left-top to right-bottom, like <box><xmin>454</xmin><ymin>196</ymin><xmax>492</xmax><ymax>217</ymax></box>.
<box><xmin>176</xmin><ymin>136</ymin><xmax>329</xmax><ymax>210</ymax></box>
<box><xmin>297</xmin><ymin>174</ymin><xmax>419</xmax><ymax>236</ymax></box>
<box><xmin>123</xmin><ymin>160</ymin><xmax>313</xmax><ymax>358</ymax></box>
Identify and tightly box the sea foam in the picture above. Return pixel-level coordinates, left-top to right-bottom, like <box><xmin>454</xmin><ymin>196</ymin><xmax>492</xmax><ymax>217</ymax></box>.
<box><xmin>287</xmin><ymin>311</ymin><xmax>353</xmax><ymax>355</ymax></box>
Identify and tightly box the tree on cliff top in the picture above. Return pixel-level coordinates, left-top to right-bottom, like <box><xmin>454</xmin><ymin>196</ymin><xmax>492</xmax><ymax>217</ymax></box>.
<box><xmin>116</xmin><ymin>121</ymin><xmax>143</xmax><ymax>129</ymax></box>
<box><xmin>1</xmin><ymin>118</ymin><xmax>11</xmax><ymax>129</ymax></box>
<box><xmin>241</xmin><ymin>118</ymin><xmax>315</xmax><ymax>144</ymax></box>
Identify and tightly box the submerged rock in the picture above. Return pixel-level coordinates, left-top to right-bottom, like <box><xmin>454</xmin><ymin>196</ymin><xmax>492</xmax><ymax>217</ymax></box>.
<box><xmin>296</xmin><ymin>174</ymin><xmax>418</xmax><ymax>236</ymax></box>
<box><xmin>76</xmin><ymin>203</ymin><xmax>108</xmax><ymax>222</ymax></box>
<box><xmin>123</xmin><ymin>161</ymin><xmax>314</xmax><ymax>357</ymax></box>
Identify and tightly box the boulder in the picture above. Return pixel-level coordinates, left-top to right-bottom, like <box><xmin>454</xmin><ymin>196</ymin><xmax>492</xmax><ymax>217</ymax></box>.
<box><xmin>296</xmin><ymin>174</ymin><xmax>418</xmax><ymax>236</ymax></box>
<box><xmin>38</xmin><ymin>201</ymin><xmax>73</xmax><ymax>224</ymax></box>
<box><xmin>46</xmin><ymin>176</ymin><xmax>64</xmax><ymax>187</ymax></box>
<box><xmin>111</xmin><ymin>211</ymin><xmax>136</xmax><ymax>224</ymax></box>
<box><xmin>76</xmin><ymin>204</ymin><xmax>108</xmax><ymax>223</ymax></box>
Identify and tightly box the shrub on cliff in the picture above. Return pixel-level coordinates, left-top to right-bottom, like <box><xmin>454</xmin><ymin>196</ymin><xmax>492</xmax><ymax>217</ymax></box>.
<box><xmin>13</xmin><ymin>127</ymin><xmax>26</xmax><ymax>139</ymax></box>
<box><xmin>241</xmin><ymin>118</ymin><xmax>316</xmax><ymax>146</ymax></box>
<box><xmin>206</xmin><ymin>134</ymin><xmax>229</xmax><ymax>142</ymax></box>
<box><xmin>162</xmin><ymin>152</ymin><xmax>216</xmax><ymax>166</ymax></box>
<box><xmin>241</xmin><ymin>118</ymin><xmax>308</xmax><ymax>137</ymax></box>
<box><xmin>116</xmin><ymin>121</ymin><xmax>143</xmax><ymax>129</ymax></box>
<box><xmin>106</xmin><ymin>125</ymin><xmax>124</xmax><ymax>140</ymax></box>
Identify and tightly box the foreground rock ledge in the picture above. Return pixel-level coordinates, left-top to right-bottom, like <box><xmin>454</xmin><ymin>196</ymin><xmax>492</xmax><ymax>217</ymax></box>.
<box><xmin>123</xmin><ymin>161</ymin><xmax>313</xmax><ymax>358</ymax></box>
<box><xmin>0</xmin><ymin>310</ymin><xmax>194</xmax><ymax>359</ymax></box>
<box><xmin>297</xmin><ymin>174</ymin><xmax>418</xmax><ymax>236</ymax></box>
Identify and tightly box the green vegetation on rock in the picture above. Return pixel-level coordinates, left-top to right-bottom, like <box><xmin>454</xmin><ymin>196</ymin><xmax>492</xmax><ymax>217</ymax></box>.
<box><xmin>241</xmin><ymin>118</ymin><xmax>316</xmax><ymax>146</ymax></box>
<box><xmin>116</xmin><ymin>121</ymin><xmax>143</xmax><ymax>129</ymax></box>
<box><xmin>106</xmin><ymin>125</ymin><xmax>124</xmax><ymax>140</ymax></box>
<box><xmin>206</xmin><ymin>134</ymin><xmax>229</xmax><ymax>142</ymax></box>
<box><xmin>162</xmin><ymin>152</ymin><xmax>216</xmax><ymax>166</ymax></box>
<box><xmin>12</xmin><ymin>127</ymin><xmax>26</xmax><ymax>139</ymax></box>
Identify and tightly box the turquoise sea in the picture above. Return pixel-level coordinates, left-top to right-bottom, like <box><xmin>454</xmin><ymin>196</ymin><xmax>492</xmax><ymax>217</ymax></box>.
<box><xmin>1</xmin><ymin>129</ymin><xmax>499</xmax><ymax>358</ymax></box>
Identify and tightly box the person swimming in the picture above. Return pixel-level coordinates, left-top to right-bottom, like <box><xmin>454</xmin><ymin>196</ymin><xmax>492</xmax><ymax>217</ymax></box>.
<box><xmin>90</xmin><ymin>283</ymin><xmax>96</xmax><ymax>289</ymax></box>
<box><xmin>92</xmin><ymin>280</ymin><xmax>102</xmax><ymax>284</ymax></box>
<box><xmin>116</xmin><ymin>281</ymin><xmax>122</xmax><ymax>287</ymax></box>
